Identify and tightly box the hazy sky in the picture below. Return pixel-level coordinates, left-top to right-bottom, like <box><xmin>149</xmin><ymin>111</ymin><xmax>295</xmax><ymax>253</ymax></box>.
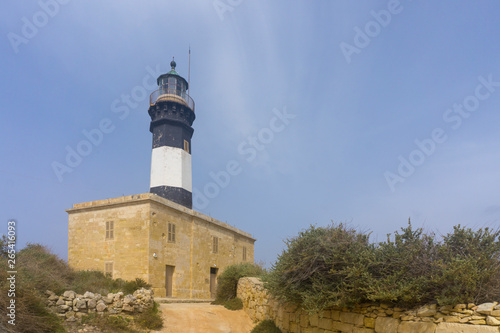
<box><xmin>1</xmin><ymin>1</ymin><xmax>499</xmax><ymax>266</ymax></box>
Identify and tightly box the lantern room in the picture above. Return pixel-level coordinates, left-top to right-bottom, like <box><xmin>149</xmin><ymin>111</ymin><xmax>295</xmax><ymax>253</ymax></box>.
<box><xmin>149</xmin><ymin>58</ymin><xmax>195</xmax><ymax>111</ymax></box>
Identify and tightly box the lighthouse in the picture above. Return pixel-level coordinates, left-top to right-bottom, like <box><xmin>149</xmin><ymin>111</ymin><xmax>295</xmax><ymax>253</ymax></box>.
<box><xmin>148</xmin><ymin>59</ymin><xmax>195</xmax><ymax>208</ymax></box>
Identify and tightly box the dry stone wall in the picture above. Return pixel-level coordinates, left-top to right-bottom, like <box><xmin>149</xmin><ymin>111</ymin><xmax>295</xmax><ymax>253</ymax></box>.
<box><xmin>45</xmin><ymin>288</ymin><xmax>154</xmax><ymax>322</ymax></box>
<box><xmin>237</xmin><ymin>277</ymin><xmax>500</xmax><ymax>333</ymax></box>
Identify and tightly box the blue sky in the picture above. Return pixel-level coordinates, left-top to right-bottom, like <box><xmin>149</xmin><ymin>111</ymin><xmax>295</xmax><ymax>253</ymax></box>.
<box><xmin>1</xmin><ymin>1</ymin><xmax>499</xmax><ymax>266</ymax></box>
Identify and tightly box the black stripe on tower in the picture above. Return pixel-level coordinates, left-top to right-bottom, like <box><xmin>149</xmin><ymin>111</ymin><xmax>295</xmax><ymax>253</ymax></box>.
<box><xmin>150</xmin><ymin>186</ymin><xmax>192</xmax><ymax>209</ymax></box>
<box><xmin>150</xmin><ymin>119</ymin><xmax>194</xmax><ymax>150</ymax></box>
<box><xmin>149</xmin><ymin>102</ymin><xmax>195</xmax><ymax>149</ymax></box>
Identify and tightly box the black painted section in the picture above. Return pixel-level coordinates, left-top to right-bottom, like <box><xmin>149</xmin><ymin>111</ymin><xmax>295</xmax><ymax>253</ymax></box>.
<box><xmin>149</xmin><ymin>101</ymin><xmax>195</xmax><ymax>151</ymax></box>
<box><xmin>150</xmin><ymin>186</ymin><xmax>192</xmax><ymax>209</ymax></box>
<box><xmin>151</xmin><ymin>121</ymin><xmax>193</xmax><ymax>151</ymax></box>
<box><xmin>148</xmin><ymin>101</ymin><xmax>195</xmax><ymax>128</ymax></box>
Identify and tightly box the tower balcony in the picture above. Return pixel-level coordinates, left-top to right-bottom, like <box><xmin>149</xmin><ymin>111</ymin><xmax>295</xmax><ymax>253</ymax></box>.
<box><xmin>149</xmin><ymin>85</ymin><xmax>195</xmax><ymax>112</ymax></box>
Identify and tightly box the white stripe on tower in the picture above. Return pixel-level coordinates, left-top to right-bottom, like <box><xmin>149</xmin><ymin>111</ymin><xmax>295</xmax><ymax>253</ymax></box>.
<box><xmin>150</xmin><ymin>146</ymin><xmax>192</xmax><ymax>192</ymax></box>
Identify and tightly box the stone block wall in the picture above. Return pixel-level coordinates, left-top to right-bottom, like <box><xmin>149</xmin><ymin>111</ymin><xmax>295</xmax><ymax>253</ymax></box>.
<box><xmin>45</xmin><ymin>288</ymin><xmax>154</xmax><ymax>322</ymax></box>
<box><xmin>237</xmin><ymin>277</ymin><xmax>500</xmax><ymax>333</ymax></box>
<box><xmin>237</xmin><ymin>277</ymin><xmax>272</xmax><ymax>322</ymax></box>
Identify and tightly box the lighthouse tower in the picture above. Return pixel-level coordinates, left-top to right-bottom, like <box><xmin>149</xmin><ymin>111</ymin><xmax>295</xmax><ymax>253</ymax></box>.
<box><xmin>148</xmin><ymin>59</ymin><xmax>195</xmax><ymax>208</ymax></box>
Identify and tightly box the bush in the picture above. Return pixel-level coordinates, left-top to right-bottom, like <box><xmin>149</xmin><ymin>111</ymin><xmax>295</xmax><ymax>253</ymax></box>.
<box><xmin>214</xmin><ymin>263</ymin><xmax>266</xmax><ymax>303</ymax></box>
<box><xmin>123</xmin><ymin>278</ymin><xmax>151</xmax><ymax>295</ymax></box>
<box><xmin>265</xmin><ymin>223</ymin><xmax>373</xmax><ymax>311</ymax></box>
<box><xmin>17</xmin><ymin>243</ymin><xmax>74</xmax><ymax>295</ymax></box>
<box><xmin>362</xmin><ymin>222</ymin><xmax>441</xmax><ymax>307</ymax></box>
<box><xmin>0</xmin><ymin>268</ymin><xmax>65</xmax><ymax>333</ymax></box>
<box><xmin>81</xmin><ymin>313</ymin><xmax>138</xmax><ymax>333</ymax></box>
<box><xmin>135</xmin><ymin>301</ymin><xmax>164</xmax><ymax>330</ymax></box>
<box><xmin>0</xmin><ymin>244</ymin><xmax>67</xmax><ymax>332</ymax></box>
<box><xmin>71</xmin><ymin>271</ymin><xmax>151</xmax><ymax>295</ymax></box>
<box><xmin>79</xmin><ymin>302</ymin><xmax>162</xmax><ymax>332</ymax></box>
<box><xmin>435</xmin><ymin>225</ymin><xmax>500</xmax><ymax>304</ymax></box>
<box><xmin>266</xmin><ymin>222</ymin><xmax>500</xmax><ymax>311</ymax></box>
<box><xmin>251</xmin><ymin>319</ymin><xmax>281</xmax><ymax>333</ymax></box>
<box><xmin>221</xmin><ymin>297</ymin><xmax>243</xmax><ymax>310</ymax></box>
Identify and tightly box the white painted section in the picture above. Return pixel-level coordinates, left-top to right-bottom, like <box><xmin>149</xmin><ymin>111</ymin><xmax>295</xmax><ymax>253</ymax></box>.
<box><xmin>150</xmin><ymin>146</ymin><xmax>192</xmax><ymax>192</ymax></box>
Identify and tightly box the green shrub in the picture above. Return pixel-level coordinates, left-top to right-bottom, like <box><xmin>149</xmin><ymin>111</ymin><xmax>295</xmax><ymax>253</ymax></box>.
<box><xmin>266</xmin><ymin>222</ymin><xmax>500</xmax><ymax>311</ymax></box>
<box><xmin>71</xmin><ymin>270</ymin><xmax>118</xmax><ymax>294</ymax></box>
<box><xmin>435</xmin><ymin>225</ymin><xmax>500</xmax><ymax>304</ymax></box>
<box><xmin>135</xmin><ymin>301</ymin><xmax>164</xmax><ymax>330</ymax></box>
<box><xmin>362</xmin><ymin>222</ymin><xmax>441</xmax><ymax>307</ymax></box>
<box><xmin>17</xmin><ymin>243</ymin><xmax>74</xmax><ymax>295</ymax></box>
<box><xmin>82</xmin><ymin>313</ymin><xmax>139</xmax><ymax>333</ymax></box>
<box><xmin>0</xmin><ymin>234</ymin><xmax>9</xmax><ymax>257</ymax></box>
<box><xmin>214</xmin><ymin>263</ymin><xmax>266</xmax><ymax>303</ymax></box>
<box><xmin>80</xmin><ymin>302</ymin><xmax>162</xmax><ymax>332</ymax></box>
<box><xmin>122</xmin><ymin>278</ymin><xmax>151</xmax><ymax>295</ymax></box>
<box><xmin>0</xmin><ymin>244</ymin><xmax>67</xmax><ymax>332</ymax></box>
<box><xmin>251</xmin><ymin>319</ymin><xmax>281</xmax><ymax>333</ymax></box>
<box><xmin>0</xmin><ymin>279</ymin><xmax>66</xmax><ymax>333</ymax></box>
<box><xmin>221</xmin><ymin>297</ymin><xmax>243</xmax><ymax>310</ymax></box>
<box><xmin>265</xmin><ymin>223</ymin><xmax>373</xmax><ymax>311</ymax></box>
<box><xmin>70</xmin><ymin>271</ymin><xmax>151</xmax><ymax>295</ymax></box>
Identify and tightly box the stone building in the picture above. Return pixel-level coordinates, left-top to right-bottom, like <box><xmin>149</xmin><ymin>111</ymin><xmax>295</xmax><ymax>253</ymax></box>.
<box><xmin>67</xmin><ymin>59</ymin><xmax>255</xmax><ymax>298</ymax></box>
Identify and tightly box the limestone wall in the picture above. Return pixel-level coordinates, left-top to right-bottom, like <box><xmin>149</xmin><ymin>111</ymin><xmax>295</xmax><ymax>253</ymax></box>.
<box><xmin>237</xmin><ymin>277</ymin><xmax>500</xmax><ymax>333</ymax></box>
<box><xmin>67</xmin><ymin>195</ymin><xmax>151</xmax><ymax>282</ymax></box>
<box><xmin>148</xmin><ymin>198</ymin><xmax>255</xmax><ymax>298</ymax></box>
<box><xmin>67</xmin><ymin>193</ymin><xmax>255</xmax><ymax>299</ymax></box>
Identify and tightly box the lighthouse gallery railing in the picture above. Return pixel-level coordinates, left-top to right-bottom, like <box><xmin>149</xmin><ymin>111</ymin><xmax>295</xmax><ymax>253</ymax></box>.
<box><xmin>149</xmin><ymin>85</ymin><xmax>195</xmax><ymax>112</ymax></box>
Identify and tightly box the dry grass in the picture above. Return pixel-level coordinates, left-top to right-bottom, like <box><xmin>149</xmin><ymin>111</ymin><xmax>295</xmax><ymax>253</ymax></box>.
<box><xmin>0</xmin><ymin>240</ymin><xmax>161</xmax><ymax>332</ymax></box>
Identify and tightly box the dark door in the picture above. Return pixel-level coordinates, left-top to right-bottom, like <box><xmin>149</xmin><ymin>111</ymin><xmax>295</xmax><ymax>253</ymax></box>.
<box><xmin>210</xmin><ymin>267</ymin><xmax>218</xmax><ymax>298</ymax></box>
<box><xmin>165</xmin><ymin>265</ymin><xmax>175</xmax><ymax>297</ymax></box>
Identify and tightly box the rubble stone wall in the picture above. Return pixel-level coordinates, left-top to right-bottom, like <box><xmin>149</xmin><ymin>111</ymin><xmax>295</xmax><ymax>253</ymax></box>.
<box><xmin>237</xmin><ymin>277</ymin><xmax>500</xmax><ymax>333</ymax></box>
<box><xmin>45</xmin><ymin>288</ymin><xmax>154</xmax><ymax>322</ymax></box>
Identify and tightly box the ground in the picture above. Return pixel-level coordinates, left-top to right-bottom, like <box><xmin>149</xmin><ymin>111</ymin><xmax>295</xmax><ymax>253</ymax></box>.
<box><xmin>153</xmin><ymin>303</ymin><xmax>255</xmax><ymax>333</ymax></box>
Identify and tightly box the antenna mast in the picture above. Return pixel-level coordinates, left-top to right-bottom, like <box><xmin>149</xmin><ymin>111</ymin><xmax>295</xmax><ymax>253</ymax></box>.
<box><xmin>188</xmin><ymin>46</ymin><xmax>191</xmax><ymax>98</ymax></box>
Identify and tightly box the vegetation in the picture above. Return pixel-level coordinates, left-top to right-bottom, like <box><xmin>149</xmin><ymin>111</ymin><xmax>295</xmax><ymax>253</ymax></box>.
<box><xmin>80</xmin><ymin>302</ymin><xmax>163</xmax><ymax>333</ymax></box>
<box><xmin>0</xmin><ymin>242</ymin><xmax>67</xmax><ymax>333</ymax></box>
<box><xmin>250</xmin><ymin>319</ymin><xmax>282</xmax><ymax>333</ymax></box>
<box><xmin>71</xmin><ymin>271</ymin><xmax>151</xmax><ymax>296</ymax></box>
<box><xmin>221</xmin><ymin>297</ymin><xmax>243</xmax><ymax>310</ymax></box>
<box><xmin>135</xmin><ymin>301</ymin><xmax>164</xmax><ymax>330</ymax></box>
<box><xmin>0</xmin><ymin>240</ymin><xmax>162</xmax><ymax>332</ymax></box>
<box><xmin>213</xmin><ymin>262</ymin><xmax>266</xmax><ymax>310</ymax></box>
<box><xmin>265</xmin><ymin>221</ymin><xmax>500</xmax><ymax>312</ymax></box>
<box><xmin>81</xmin><ymin>313</ymin><xmax>137</xmax><ymax>333</ymax></box>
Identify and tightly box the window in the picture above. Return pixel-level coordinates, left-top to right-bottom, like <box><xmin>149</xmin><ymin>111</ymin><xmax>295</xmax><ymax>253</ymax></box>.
<box><xmin>168</xmin><ymin>77</ymin><xmax>176</xmax><ymax>95</ymax></box>
<box><xmin>105</xmin><ymin>221</ymin><xmax>114</xmax><ymax>240</ymax></box>
<box><xmin>212</xmin><ymin>236</ymin><xmax>219</xmax><ymax>254</ymax></box>
<box><xmin>243</xmin><ymin>247</ymin><xmax>247</xmax><ymax>261</ymax></box>
<box><xmin>168</xmin><ymin>223</ymin><xmax>176</xmax><ymax>243</ymax></box>
<box><xmin>105</xmin><ymin>262</ymin><xmax>113</xmax><ymax>278</ymax></box>
<box><xmin>183</xmin><ymin>140</ymin><xmax>190</xmax><ymax>153</ymax></box>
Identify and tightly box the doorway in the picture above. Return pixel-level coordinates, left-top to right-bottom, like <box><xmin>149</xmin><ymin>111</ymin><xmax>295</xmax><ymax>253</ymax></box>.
<box><xmin>165</xmin><ymin>265</ymin><xmax>175</xmax><ymax>297</ymax></box>
<box><xmin>210</xmin><ymin>267</ymin><xmax>218</xmax><ymax>298</ymax></box>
